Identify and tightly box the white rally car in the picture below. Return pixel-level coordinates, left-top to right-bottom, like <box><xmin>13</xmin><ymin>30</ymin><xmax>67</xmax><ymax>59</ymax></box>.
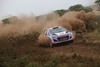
<box><xmin>44</xmin><ymin>26</ymin><xmax>74</xmax><ymax>47</ymax></box>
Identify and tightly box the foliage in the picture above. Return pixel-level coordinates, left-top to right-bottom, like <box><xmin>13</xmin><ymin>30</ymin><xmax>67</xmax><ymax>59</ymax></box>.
<box><xmin>84</xmin><ymin>7</ymin><xmax>93</xmax><ymax>12</ymax></box>
<box><xmin>68</xmin><ymin>4</ymin><xmax>93</xmax><ymax>12</ymax></box>
<box><xmin>2</xmin><ymin>18</ymin><xmax>10</xmax><ymax>24</ymax></box>
<box><xmin>2</xmin><ymin>16</ymin><xmax>17</xmax><ymax>24</ymax></box>
<box><xmin>95</xmin><ymin>0</ymin><xmax>100</xmax><ymax>10</ymax></box>
<box><xmin>95</xmin><ymin>0</ymin><xmax>100</xmax><ymax>5</ymax></box>
<box><xmin>68</xmin><ymin>4</ymin><xmax>84</xmax><ymax>11</ymax></box>
<box><xmin>55</xmin><ymin>9</ymin><xmax>68</xmax><ymax>16</ymax></box>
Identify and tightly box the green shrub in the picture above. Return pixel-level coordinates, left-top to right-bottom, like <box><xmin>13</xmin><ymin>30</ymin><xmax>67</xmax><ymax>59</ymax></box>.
<box><xmin>68</xmin><ymin>4</ymin><xmax>84</xmax><ymax>11</ymax></box>
<box><xmin>2</xmin><ymin>18</ymin><xmax>10</xmax><ymax>24</ymax></box>
<box><xmin>95</xmin><ymin>0</ymin><xmax>100</xmax><ymax>4</ymax></box>
<box><xmin>2</xmin><ymin>16</ymin><xmax>17</xmax><ymax>24</ymax></box>
<box><xmin>68</xmin><ymin>4</ymin><xmax>93</xmax><ymax>12</ymax></box>
<box><xmin>84</xmin><ymin>7</ymin><xmax>93</xmax><ymax>12</ymax></box>
<box><xmin>55</xmin><ymin>9</ymin><xmax>68</xmax><ymax>16</ymax></box>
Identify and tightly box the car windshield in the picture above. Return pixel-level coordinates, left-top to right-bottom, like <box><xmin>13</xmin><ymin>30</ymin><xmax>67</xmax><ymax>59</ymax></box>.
<box><xmin>49</xmin><ymin>27</ymin><xmax>67</xmax><ymax>34</ymax></box>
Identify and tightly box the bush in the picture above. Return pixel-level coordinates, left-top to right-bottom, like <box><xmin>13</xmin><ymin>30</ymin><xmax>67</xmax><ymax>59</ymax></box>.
<box><xmin>68</xmin><ymin>4</ymin><xmax>84</xmax><ymax>11</ymax></box>
<box><xmin>2</xmin><ymin>16</ymin><xmax>17</xmax><ymax>24</ymax></box>
<box><xmin>55</xmin><ymin>9</ymin><xmax>68</xmax><ymax>16</ymax></box>
<box><xmin>84</xmin><ymin>7</ymin><xmax>93</xmax><ymax>12</ymax></box>
<box><xmin>95</xmin><ymin>0</ymin><xmax>100</xmax><ymax>6</ymax></box>
<box><xmin>2</xmin><ymin>18</ymin><xmax>10</xmax><ymax>24</ymax></box>
<box><xmin>68</xmin><ymin>4</ymin><xmax>93</xmax><ymax>12</ymax></box>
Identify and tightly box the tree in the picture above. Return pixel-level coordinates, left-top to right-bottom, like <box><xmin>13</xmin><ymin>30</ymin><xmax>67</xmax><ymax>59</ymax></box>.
<box><xmin>84</xmin><ymin>7</ymin><xmax>93</xmax><ymax>12</ymax></box>
<box><xmin>68</xmin><ymin>4</ymin><xmax>92</xmax><ymax>12</ymax></box>
<box><xmin>95</xmin><ymin>0</ymin><xmax>100</xmax><ymax>5</ymax></box>
<box><xmin>68</xmin><ymin>4</ymin><xmax>84</xmax><ymax>11</ymax></box>
<box><xmin>95</xmin><ymin>0</ymin><xmax>100</xmax><ymax>10</ymax></box>
<box><xmin>2</xmin><ymin>18</ymin><xmax>10</xmax><ymax>24</ymax></box>
<box><xmin>55</xmin><ymin>9</ymin><xmax>68</xmax><ymax>16</ymax></box>
<box><xmin>2</xmin><ymin>16</ymin><xmax>17</xmax><ymax>24</ymax></box>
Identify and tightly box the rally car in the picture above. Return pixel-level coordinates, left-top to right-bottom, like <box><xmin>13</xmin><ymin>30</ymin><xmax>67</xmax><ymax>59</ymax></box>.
<box><xmin>44</xmin><ymin>26</ymin><xmax>74</xmax><ymax>47</ymax></box>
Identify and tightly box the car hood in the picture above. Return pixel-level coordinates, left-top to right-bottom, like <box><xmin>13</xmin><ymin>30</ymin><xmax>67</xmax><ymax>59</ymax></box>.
<box><xmin>52</xmin><ymin>31</ymin><xmax>68</xmax><ymax>37</ymax></box>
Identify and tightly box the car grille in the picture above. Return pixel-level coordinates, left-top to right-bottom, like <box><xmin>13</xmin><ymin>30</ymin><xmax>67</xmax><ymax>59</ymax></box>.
<box><xmin>57</xmin><ymin>36</ymin><xmax>69</xmax><ymax>41</ymax></box>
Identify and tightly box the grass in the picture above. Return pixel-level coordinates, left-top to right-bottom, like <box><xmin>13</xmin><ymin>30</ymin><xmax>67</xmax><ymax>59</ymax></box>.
<box><xmin>0</xmin><ymin>41</ymin><xmax>100</xmax><ymax>67</ymax></box>
<box><xmin>0</xmin><ymin>32</ymin><xmax>40</xmax><ymax>45</ymax></box>
<box><xmin>0</xmin><ymin>31</ymin><xmax>100</xmax><ymax>67</ymax></box>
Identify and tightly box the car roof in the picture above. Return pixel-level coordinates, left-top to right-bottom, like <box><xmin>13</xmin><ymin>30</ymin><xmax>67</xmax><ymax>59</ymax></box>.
<box><xmin>48</xmin><ymin>26</ymin><xmax>63</xmax><ymax>30</ymax></box>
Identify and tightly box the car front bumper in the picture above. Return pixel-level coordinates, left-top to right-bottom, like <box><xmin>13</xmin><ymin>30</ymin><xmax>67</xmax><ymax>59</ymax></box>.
<box><xmin>51</xmin><ymin>38</ymin><xmax>74</xmax><ymax>45</ymax></box>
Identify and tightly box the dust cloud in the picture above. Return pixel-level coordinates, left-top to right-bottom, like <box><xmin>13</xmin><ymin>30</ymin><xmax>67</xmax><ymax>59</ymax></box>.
<box><xmin>0</xmin><ymin>11</ymin><xmax>96</xmax><ymax>45</ymax></box>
